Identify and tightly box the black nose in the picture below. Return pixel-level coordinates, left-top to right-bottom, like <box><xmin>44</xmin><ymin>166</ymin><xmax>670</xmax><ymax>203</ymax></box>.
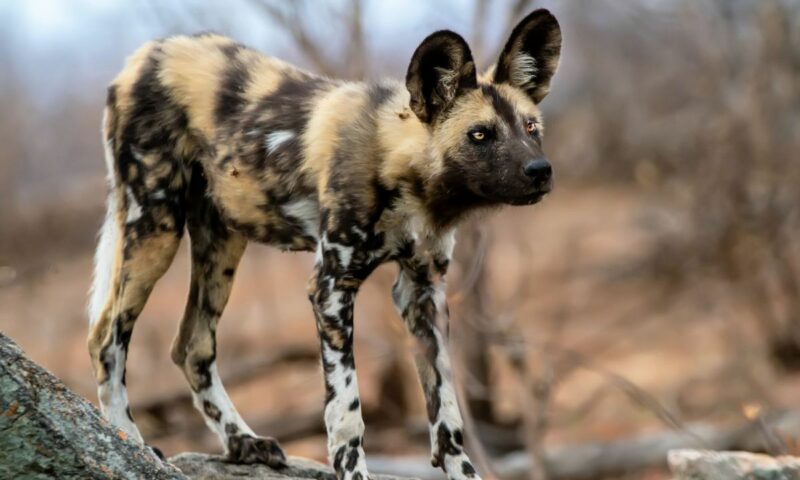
<box><xmin>523</xmin><ymin>158</ymin><xmax>552</xmax><ymax>180</ymax></box>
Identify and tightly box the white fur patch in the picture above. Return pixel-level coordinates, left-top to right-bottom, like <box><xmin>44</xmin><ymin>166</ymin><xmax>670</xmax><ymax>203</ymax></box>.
<box><xmin>323</xmin><ymin>290</ymin><xmax>345</xmax><ymax>317</ymax></box>
<box><xmin>131</xmin><ymin>146</ymin><xmax>145</xmax><ymax>162</ymax></box>
<box><xmin>333</xmin><ymin>243</ymin><xmax>354</xmax><ymax>267</ymax></box>
<box><xmin>193</xmin><ymin>362</ymin><xmax>255</xmax><ymax>444</ymax></box>
<box><xmin>433</xmin><ymin>229</ymin><xmax>456</xmax><ymax>260</ymax></box>
<box><xmin>97</xmin><ymin>337</ymin><xmax>144</xmax><ymax>443</ymax></box>
<box><xmin>321</xmin><ymin>234</ymin><xmax>354</xmax><ymax>268</ymax></box>
<box><xmin>100</xmin><ymin>111</ymin><xmax>117</xmax><ymax>180</ymax></box>
<box><xmin>282</xmin><ymin>198</ymin><xmax>320</xmax><ymax>238</ymax></box>
<box><xmin>510</xmin><ymin>52</ymin><xmax>538</xmax><ymax>88</ymax></box>
<box><xmin>314</xmin><ymin>244</ymin><xmax>324</xmax><ymax>266</ymax></box>
<box><xmin>88</xmin><ymin>194</ymin><xmax>119</xmax><ymax>326</ymax></box>
<box><xmin>392</xmin><ymin>269</ymin><xmax>415</xmax><ymax>314</ymax></box>
<box><xmin>265</xmin><ymin>130</ymin><xmax>294</xmax><ymax>153</ymax></box>
<box><xmin>320</xmin><ymin>342</ymin><xmax>364</xmax><ymax>445</ymax></box>
<box><xmin>125</xmin><ymin>187</ymin><xmax>142</xmax><ymax>223</ymax></box>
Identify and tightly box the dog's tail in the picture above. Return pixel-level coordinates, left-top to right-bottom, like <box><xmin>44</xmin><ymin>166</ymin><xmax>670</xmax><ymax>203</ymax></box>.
<box><xmin>88</xmin><ymin>95</ymin><xmax>124</xmax><ymax>328</ymax></box>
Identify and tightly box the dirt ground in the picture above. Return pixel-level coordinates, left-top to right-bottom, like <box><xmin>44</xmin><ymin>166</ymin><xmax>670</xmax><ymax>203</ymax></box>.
<box><xmin>2</xmin><ymin>182</ymin><xmax>798</xmax><ymax>473</ymax></box>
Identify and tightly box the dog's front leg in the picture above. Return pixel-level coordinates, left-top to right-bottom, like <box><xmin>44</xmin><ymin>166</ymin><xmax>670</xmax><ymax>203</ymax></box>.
<box><xmin>309</xmin><ymin>243</ymin><xmax>370</xmax><ymax>480</ymax></box>
<box><xmin>393</xmin><ymin>260</ymin><xmax>481</xmax><ymax>480</ymax></box>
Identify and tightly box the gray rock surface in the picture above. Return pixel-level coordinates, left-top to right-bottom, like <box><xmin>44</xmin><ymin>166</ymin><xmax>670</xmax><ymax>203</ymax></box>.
<box><xmin>0</xmin><ymin>333</ymin><xmax>186</xmax><ymax>479</ymax></box>
<box><xmin>669</xmin><ymin>449</ymin><xmax>800</xmax><ymax>480</ymax></box>
<box><xmin>170</xmin><ymin>452</ymin><xmax>418</xmax><ymax>480</ymax></box>
<box><xmin>0</xmin><ymin>332</ymin><xmax>417</xmax><ymax>480</ymax></box>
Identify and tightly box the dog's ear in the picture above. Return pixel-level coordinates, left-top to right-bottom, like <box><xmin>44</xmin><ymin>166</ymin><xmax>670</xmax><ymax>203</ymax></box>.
<box><xmin>406</xmin><ymin>30</ymin><xmax>478</xmax><ymax>124</ymax></box>
<box><xmin>492</xmin><ymin>9</ymin><xmax>561</xmax><ymax>104</ymax></box>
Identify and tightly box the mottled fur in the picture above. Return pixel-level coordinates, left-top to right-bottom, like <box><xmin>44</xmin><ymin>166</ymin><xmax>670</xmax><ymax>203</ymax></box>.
<box><xmin>88</xmin><ymin>10</ymin><xmax>561</xmax><ymax>480</ymax></box>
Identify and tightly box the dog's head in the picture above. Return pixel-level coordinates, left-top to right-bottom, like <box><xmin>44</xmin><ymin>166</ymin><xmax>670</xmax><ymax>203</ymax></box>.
<box><xmin>407</xmin><ymin>9</ymin><xmax>561</xmax><ymax>208</ymax></box>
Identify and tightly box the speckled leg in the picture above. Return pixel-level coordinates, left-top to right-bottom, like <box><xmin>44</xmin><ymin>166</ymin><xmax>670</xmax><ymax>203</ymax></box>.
<box><xmin>88</xmin><ymin>187</ymin><xmax>184</xmax><ymax>447</ymax></box>
<box><xmin>393</xmin><ymin>259</ymin><xmax>480</xmax><ymax>480</ymax></box>
<box><xmin>170</xmin><ymin>184</ymin><xmax>286</xmax><ymax>468</ymax></box>
<box><xmin>308</xmin><ymin>237</ymin><xmax>373</xmax><ymax>480</ymax></box>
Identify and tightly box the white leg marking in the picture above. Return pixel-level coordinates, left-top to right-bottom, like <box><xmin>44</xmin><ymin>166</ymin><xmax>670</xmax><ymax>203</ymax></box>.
<box><xmin>321</xmin><ymin>343</ymin><xmax>364</xmax><ymax>445</ymax></box>
<box><xmin>265</xmin><ymin>130</ymin><xmax>294</xmax><ymax>153</ymax></box>
<box><xmin>321</xmin><ymin>341</ymin><xmax>369</xmax><ymax>479</ymax></box>
<box><xmin>193</xmin><ymin>362</ymin><xmax>254</xmax><ymax>449</ymax></box>
<box><xmin>429</xmin><ymin>285</ymin><xmax>480</xmax><ymax>480</ymax></box>
<box><xmin>97</xmin><ymin>337</ymin><xmax>143</xmax><ymax>443</ymax></box>
<box><xmin>320</xmin><ymin>234</ymin><xmax>355</xmax><ymax>268</ymax></box>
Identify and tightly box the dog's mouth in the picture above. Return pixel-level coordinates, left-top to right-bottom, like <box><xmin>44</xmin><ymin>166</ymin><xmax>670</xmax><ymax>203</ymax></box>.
<box><xmin>506</xmin><ymin>190</ymin><xmax>549</xmax><ymax>206</ymax></box>
<box><xmin>502</xmin><ymin>181</ymin><xmax>552</xmax><ymax>206</ymax></box>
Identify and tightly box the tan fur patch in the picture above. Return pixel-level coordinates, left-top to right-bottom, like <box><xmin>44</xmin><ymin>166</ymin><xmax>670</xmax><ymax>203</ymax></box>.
<box><xmin>377</xmin><ymin>89</ymin><xmax>431</xmax><ymax>187</ymax></box>
<box><xmin>209</xmin><ymin>159</ymin><xmax>278</xmax><ymax>235</ymax></box>
<box><xmin>158</xmin><ymin>36</ymin><xmax>236</xmax><ymax>138</ymax></box>
<box><xmin>240</xmin><ymin>49</ymin><xmax>298</xmax><ymax>104</ymax></box>
<box><xmin>301</xmin><ymin>83</ymin><xmax>370</xmax><ymax>204</ymax></box>
<box><xmin>478</xmin><ymin>66</ymin><xmax>496</xmax><ymax>84</ymax></box>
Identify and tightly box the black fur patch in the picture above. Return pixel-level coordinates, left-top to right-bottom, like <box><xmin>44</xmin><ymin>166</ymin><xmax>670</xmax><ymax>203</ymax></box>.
<box><xmin>214</xmin><ymin>43</ymin><xmax>249</xmax><ymax>123</ymax></box>
<box><xmin>462</xmin><ymin>461</ymin><xmax>477</xmax><ymax>477</ymax></box>
<box><xmin>453</xmin><ymin>428</ymin><xmax>463</xmax><ymax>446</ymax></box>
<box><xmin>203</xmin><ymin>400</ymin><xmax>222</xmax><ymax>422</ymax></box>
<box><xmin>333</xmin><ymin>444</ymin><xmax>346</xmax><ymax>473</ymax></box>
<box><xmin>225</xmin><ymin>422</ymin><xmax>240</xmax><ymax>436</ymax></box>
<box><xmin>345</xmin><ymin>445</ymin><xmax>360</xmax><ymax>471</ymax></box>
<box><xmin>433</xmin><ymin>423</ymin><xmax>462</xmax><ymax>470</ymax></box>
<box><xmin>482</xmin><ymin>85</ymin><xmax>519</xmax><ymax>128</ymax></box>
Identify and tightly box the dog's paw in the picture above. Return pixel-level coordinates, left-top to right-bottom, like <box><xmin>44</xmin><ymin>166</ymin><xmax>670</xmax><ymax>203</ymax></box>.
<box><xmin>226</xmin><ymin>434</ymin><xmax>287</xmax><ymax>468</ymax></box>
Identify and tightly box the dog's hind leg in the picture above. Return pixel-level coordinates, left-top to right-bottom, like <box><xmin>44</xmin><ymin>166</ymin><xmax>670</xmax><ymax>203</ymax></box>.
<box><xmin>170</xmin><ymin>173</ymin><xmax>286</xmax><ymax>467</ymax></box>
<box><xmin>87</xmin><ymin>165</ymin><xmax>183</xmax><ymax>445</ymax></box>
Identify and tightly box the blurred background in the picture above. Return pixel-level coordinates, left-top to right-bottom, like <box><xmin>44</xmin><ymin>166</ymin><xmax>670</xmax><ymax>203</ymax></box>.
<box><xmin>1</xmin><ymin>0</ymin><xmax>799</xmax><ymax>478</ymax></box>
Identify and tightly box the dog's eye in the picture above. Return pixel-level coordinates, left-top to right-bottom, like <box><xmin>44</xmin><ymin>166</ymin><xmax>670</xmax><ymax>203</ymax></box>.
<box><xmin>525</xmin><ymin>120</ymin><xmax>538</xmax><ymax>135</ymax></box>
<box><xmin>468</xmin><ymin>127</ymin><xmax>490</xmax><ymax>143</ymax></box>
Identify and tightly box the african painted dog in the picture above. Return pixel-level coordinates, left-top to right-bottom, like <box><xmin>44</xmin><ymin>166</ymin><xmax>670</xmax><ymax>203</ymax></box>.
<box><xmin>87</xmin><ymin>9</ymin><xmax>561</xmax><ymax>480</ymax></box>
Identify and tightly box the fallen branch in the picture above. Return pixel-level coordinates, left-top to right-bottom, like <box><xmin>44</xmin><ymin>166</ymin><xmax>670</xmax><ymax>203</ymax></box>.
<box><xmin>171</xmin><ymin>452</ymin><xmax>411</xmax><ymax>480</ymax></box>
<box><xmin>669</xmin><ymin>450</ymin><xmax>800</xmax><ymax>479</ymax></box>
<box><xmin>367</xmin><ymin>410</ymin><xmax>800</xmax><ymax>480</ymax></box>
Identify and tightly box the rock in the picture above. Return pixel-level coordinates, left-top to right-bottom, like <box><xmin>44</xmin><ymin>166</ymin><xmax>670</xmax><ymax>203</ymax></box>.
<box><xmin>170</xmin><ymin>452</ymin><xmax>418</xmax><ymax>480</ymax></box>
<box><xmin>668</xmin><ymin>449</ymin><xmax>800</xmax><ymax>480</ymax></box>
<box><xmin>0</xmin><ymin>333</ymin><xmax>186</xmax><ymax>479</ymax></box>
<box><xmin>0</xmin><ymin>332</ymin><xmax>418</xmax><ymax>480</ymax></box>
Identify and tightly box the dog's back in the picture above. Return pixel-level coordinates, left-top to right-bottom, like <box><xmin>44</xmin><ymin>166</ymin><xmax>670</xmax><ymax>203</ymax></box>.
<box><xmin>103</xmin><ymin>34</ymin><xmax>321</xmax><ymax>246</ymax></box>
